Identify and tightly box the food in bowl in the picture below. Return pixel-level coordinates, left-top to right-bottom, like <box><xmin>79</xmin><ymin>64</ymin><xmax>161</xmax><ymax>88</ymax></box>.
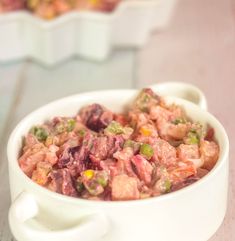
<box><xmin>18</xmin><ymin>88</ymin><xmax>219</xmax><ymax>201</ymax></box>
<box><xmin>0</xmin><ymin>0</ymin><xmax>120</xmax><ymax>19</ymax></box>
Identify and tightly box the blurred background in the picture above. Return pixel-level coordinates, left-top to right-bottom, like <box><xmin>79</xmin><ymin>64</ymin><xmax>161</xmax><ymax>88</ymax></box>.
<box><xmin>0</xmin><ymin>0</ymin><xmax>234</xmax><ymax>240</ymax></box>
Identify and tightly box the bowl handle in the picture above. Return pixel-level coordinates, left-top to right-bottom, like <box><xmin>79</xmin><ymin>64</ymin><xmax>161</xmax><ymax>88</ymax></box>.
<box><xmin>9</xmin><ymin>192</ymin><xmax>109</xmax><ymax>241</ymax></box>
<box><xmin>148</xmin><ymin>82</ymin><xmax>208</xmax><ymax>111</ymax></box>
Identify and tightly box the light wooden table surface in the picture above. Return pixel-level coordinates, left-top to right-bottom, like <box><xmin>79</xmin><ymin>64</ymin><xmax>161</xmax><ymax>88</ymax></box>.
<box><xmin>0</xmin><ymin>0</ymin><xmax>234</xmax><ymax>240</ymax></box>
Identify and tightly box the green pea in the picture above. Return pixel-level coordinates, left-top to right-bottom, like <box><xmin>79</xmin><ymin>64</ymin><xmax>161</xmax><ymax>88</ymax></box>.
<box><xmin>67</xmin><ymin>119</ymin><xmax>76</xmax><ymax>132</ymax></box>
<box><xmin>164</xmin><ymin>179</ymin><xmax>171</xmax><ymax>193</ymax></box>
<box><xmin>96</xmin><ymin>171</ymin><xmax>108</xmax><ymax>188</ymax></box>
<box><xmin>124</xmin><ymin>140</ymin><xmax>136</xmax><ymax>148</ymax></box>
<box><xmin>187</xmin><ymin>129</ymin><xmax>199</xmax><ymax>144</ymax></box>
<box><xmin>172</xmin><ymin>118</ymin><xmax>186</xmax><ymax>125</ymax></box>
<box><xmin>124</xmin><ymin>140</ymin><xmax>140</xmax><ymax>152</ymax></box>
<box><xmin>76</xmin><ymin>178</ymin><xmax>85</xmax><ymax>192</ymax></box>
<box><xmin>55</xmin><ymin>123</ymin><xmax>66</xmax><ymax>134</ymax></box>
<box><xmin>85</xmin><ymin>181</ymin><xmax>104</xmax><ymax>196</ymax></box>
<box><xmin>136</xmin><ymin>92</ymin><xmax>151</xmax><ymax>112</ymax></box>
<box><xmin>140</xmin><ymin>143</ymin><xmax>154</xmax><ymax>160</ymax></box>
<box><xmin>30</xmin><ymin>126</ymin><xmax>48</xmax><ymax>142</ymax></box>
<box><xmin>78</xmin><ymin>129</ymin><xmax>86</xmax><ymax>137</ymax></box>
<box><xmin>105</xmin><ymin>121</ymin><xmax>124</xmax><ymax>134</ymax></box>
<box><xmin>97</xmin><ymin>177</ymin><xmax>108</xmax><ymax>188</ymax></box>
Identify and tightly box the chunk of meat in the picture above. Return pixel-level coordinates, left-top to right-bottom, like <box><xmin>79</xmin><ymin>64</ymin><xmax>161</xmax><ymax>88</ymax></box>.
<box><xmin>152</xmin><ymin>139</ymin><xmax>177</xmax><ymax>166</ymax></box>
<box><xmin>45</xmin><ymin>145</ymin><xmax>59</xmax><ymax>165</ymax></box>
<box><xmin>166</xmin><ymin>123</ymin><xmax>190</xmax><ymax>140</ymax></box>
<box><xmin>79</xmin><ymin>104</ymin><xmax>113</xmax><ymax>132</ymax></box>
<box><xmin>200</xmin><ymin>140</ymin><xmax>219</xmax><ymax>170</ymax></box>
<box><xmin>74</xmin><ymin>132</ymin><xmax>94</xmax><ymax>161</ymax></box>
<box><xmin>90</xmin><ymin>135</ymin><xmax>124</xmax><ymax>160</ymax></box>
<box><xmin>100</xmin><ymin>159</ymin><xmax>119</xmax><ymax>177</ymax></box>
<box><xmin>114</xmin><ymin>147</ymin><xmax>134</xmax><ymax>162</ymax></box>
<box><xmin>131</xmin><ymin>155</ymin><xmax>153</xmax><ymax>185</ymax></box>
<box><xmin>113</xmin><ymin>147</ymin><xmax>136</xmax><ymax>178</ymax></box>
<box><xmin>178</xmin><ymin>144</ymin><xmax>203</xmax><ymax>168</ymax></box>
<box><xmin>108</xmin><ymin>136</ymin><xmax>125</xmax><ymax>155</ymax></box>
<box><xmin>178</xmin><ymin>144</ymin><xmax>200</xmax><ymax>160</ymax></box>
<box><xmin>89</xmin><ymin>135</ymin><xmax>124</xmax><ymax>170</ymax></box>
<box><xmin>19</xmin><ymin>144</ymin><xmax>46</xmax><ymax>177</ymax></box>
<box><xmin>155</xmin><ymin>118</ymin><xmax>190</xmax><ymax>141</ymax></box>
<box><xmin>48</xmin><ymin>169</ymin><xmax>78</xmax><ymax>197</ymax></box>
<box><xmin>169</xmin><ymin>161</ymin><xmax>196</xmax><ymax>184</ymax></box>
<box><xmin>150</xmin><ymin>105</ymin><xmax>172</xmax><ymax>121</ymax></box>
<box><xmin>23</xmin><ymin>134</ymin><xmax>40</xmax><ymax>152</ymax></box>
<box><xmin>90</xmin><ymin>136</ymin><xmax>110</xmax><ymax>160</ymax></box>
<box><xmin>150</xmin><ymin>105</ymin><xmax>189</xmax><ymax>141</ymax></box>
<box><xmin>58</xmin><ymin>144</ymin><xmax>89</xmax><ymax>177</ymax></box>
<box><xmin>128</xmin><ymin>111</ymin><xmax>149</xmax><ymax>130</ymax></box>
<box><xmin>111</xmin><ymin>174</ymin><xmax>140</xmax><ymax>200</ymax></box>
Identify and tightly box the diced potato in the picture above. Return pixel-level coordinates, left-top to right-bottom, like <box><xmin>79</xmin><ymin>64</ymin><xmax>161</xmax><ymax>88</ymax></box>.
<box><xmin>32</xmin><ymin>161</ymin><xmax>52</xmax><ymax>185</ymax></box>
<box><xmin>112</xmin><ymin>174</ymin><xmax>139</xmax><ymax>201</ymax></box>
<box><xmin>178</xmin><ymin>144</ymin><xmax>200</xmax><ymax>160</ymax></box>
<box><xmin>200</xmin><ymin>140</ymin><xmax>219</xmax><ymax>170</ymax></box>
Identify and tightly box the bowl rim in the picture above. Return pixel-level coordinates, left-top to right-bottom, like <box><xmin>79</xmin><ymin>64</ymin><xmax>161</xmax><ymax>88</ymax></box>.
<box><xmin>7</xmin><ymin>89</ymin><xmax>229</xmax><ymax>207</ymax></box>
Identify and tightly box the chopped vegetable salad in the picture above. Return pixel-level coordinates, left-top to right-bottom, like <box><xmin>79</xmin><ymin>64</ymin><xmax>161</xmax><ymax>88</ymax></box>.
<box><xmin>19</xmin><ymin>88</ymin><xmax>219</xmax><ymax>201</ymax></box>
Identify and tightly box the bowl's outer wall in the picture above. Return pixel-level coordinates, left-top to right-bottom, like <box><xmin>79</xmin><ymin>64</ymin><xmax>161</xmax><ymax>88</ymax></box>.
<box><xmin>8</xmin><ymin>90</ymin><xmax>229</xmax><ymax>241</ymax></box>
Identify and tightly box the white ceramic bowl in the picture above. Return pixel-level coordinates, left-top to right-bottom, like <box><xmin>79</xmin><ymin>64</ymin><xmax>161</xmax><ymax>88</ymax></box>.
<box><xmin>7</xmin><ymin>83</ymin><xmax>229</xmax><ymax>241</ymax></box>
<box><xmin>0</xmin><ymin>0</ymin><xmax>177</xmax><ymax>65</ymax></box>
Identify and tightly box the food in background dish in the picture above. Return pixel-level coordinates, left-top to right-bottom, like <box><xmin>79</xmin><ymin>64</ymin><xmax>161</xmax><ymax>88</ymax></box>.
<box><xmin>0</xmin><ymin>0</ymin><xmax>120</xmax><ymax>19</ymax></box>
<box><xmin>18</xmin><ymin>88</ymin><xmax>219</xmax><ymax>201</ymax></box>
<box><xmin>0</xmin><ymin>0</ymin><xmax>25</xmax><ymax>12</ymax></box>
<box><xmin>28</xmin><ymin>0</ymin><xmax>120</xmax><ymax>19</ymax></box>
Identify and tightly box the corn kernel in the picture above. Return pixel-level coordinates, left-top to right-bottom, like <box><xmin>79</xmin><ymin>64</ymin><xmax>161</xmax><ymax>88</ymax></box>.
<box><xmin>140</xmin><ymin>126</ymin><xmax>152</xmax><ymax>136</ymax></box>
<box><xmin>89</xmin><ymin>0</ymin><xmax>99</xmax><ymax>6</ymax></box>
<box><xmin>83</xmin><ymin>170</ymin><xmax>94</xmax><ymax>179</ymax></box>
<box><xmin>45</xmin><ymin>135</ymin><xmax>53</xmax><ymax>147</ymax></box>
